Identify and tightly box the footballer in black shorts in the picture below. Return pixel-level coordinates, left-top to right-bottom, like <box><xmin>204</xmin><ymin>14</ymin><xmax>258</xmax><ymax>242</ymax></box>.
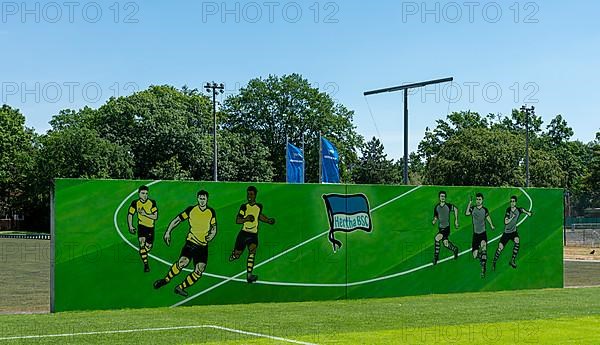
<box><xmin>229</xmin><ymin>186</ymin><xmax>276</xmax><ymax>284</ymax></box>
<box><xmin>493</xmin><ymin>195</ymin><xmax>532</xmax><ymax>271</ymax></box>
<box><xmin>153</xmin><ymin>190</ymin><xmax>217</xmax><ymax>297</ymax></box>
<box><xmin>465</xmin><ymin>193</ymin><xmax>495</xmax><ymax>278</ymax></box>
<box><xmin>127</xmin><ymin>185</ymin><xmax>158</xmax><ymax>272</ymax></box>
<box><xmin>432</xmin><ymin>191</ymin><xmax>459</xmax><ymax>265</ymax></box>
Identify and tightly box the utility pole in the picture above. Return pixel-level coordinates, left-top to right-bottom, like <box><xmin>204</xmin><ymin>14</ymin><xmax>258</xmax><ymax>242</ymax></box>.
<box><xmin>301</xmin><ymin>132</ymin><xmax>305</xmax><ymax>184</ymax></box>
<box><xmin>520</xmin><ymin>105</ymin><xmax>535</xmax><ymax>187</ymax></box>
<box><xmin>318</xmin><ymin>131</ymin><xmax>322</xmax><ymax>183</ymax></box>
<box><xmin>364</xmin><ymin>77</ymin><xmax>454</xmax><ymax>184</ymax></box>
<box><xmin>205</xmin><ymin>82</ymin><xmax>225</xmax><ymax>182</ymax></box>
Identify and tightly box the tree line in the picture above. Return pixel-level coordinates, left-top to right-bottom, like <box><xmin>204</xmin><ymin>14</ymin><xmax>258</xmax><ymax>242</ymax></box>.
<box><xmin>1</xmin><ymin>74</ymin><xmax>598</xmax><ymax>231</ymax></box>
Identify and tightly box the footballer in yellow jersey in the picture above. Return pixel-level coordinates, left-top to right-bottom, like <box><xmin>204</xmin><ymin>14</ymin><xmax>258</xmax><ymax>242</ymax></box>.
<box><xmin>229</xmin><ymin>186</ymin><xmax>275</xmax><ymax>283</ymax></box>
<box><xmin>127</xmin><ymin>185</ymin><xmax>158</xmax><ymax>272</ymax></box>
<box><xmin>153</xmin><ymin>190</ymin><xmax>217</xmax><ymax>297</ymax></box>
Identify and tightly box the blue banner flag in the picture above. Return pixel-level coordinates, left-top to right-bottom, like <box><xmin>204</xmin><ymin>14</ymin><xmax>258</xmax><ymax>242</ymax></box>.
<box><xmin>320</xmin><ymin>136</ymin><xmax>340</xmax><ymax>183</ymax></box>
<box><xmin>286</xmin><ymin>142</ymin><xmax>304</xmax><ymax>183</ymax></box>
<box><xmin>322</xmin><ymin>193</ymin><xmax>372</xmax><ymax>251</ymax></box>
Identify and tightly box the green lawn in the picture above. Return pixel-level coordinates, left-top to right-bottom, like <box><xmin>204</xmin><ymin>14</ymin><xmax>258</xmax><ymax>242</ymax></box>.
<box><xmin>0</xmin><ymin>179</ymin><xmax>580</xmax><ymax>343</ymax></box>
<box><xmin>564</xmin><ymin>261</ymin><xmax>600</xmax><ymax>286</ymax></box>
<box><xmin>0</xmin><ymin>287</ymin><xmax>598</xmax><ymax>344</ymax></box>
<box><xmin>0</xmin><ymin>238</ymin><xmax>49</xmax><ymax>314</ymax></box>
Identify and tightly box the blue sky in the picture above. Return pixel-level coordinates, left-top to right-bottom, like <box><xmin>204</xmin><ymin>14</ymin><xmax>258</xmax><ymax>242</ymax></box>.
<box><xmin>1</xmin><ymin>0</ymin><xmax>599</xmax><ymax>159</ymax></box>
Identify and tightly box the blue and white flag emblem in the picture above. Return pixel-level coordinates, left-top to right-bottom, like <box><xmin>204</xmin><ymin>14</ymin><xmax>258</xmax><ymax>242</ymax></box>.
<box><xmin>322</xmin><ymin>193</ymin><xmax>372</xmax><ymax>251</ymax></box>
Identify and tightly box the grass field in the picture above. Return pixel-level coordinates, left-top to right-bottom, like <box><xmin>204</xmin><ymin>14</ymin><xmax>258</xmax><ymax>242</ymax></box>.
<box><xmin>0</xmin><ymin>286</ymin><xmax>598</xmax><ymax>344</ymax></box>
<box><xmin>0</xmin><ymin>238</ymin><xmax>49</xmax><ymax>314</ymax></box>
<box><xmin>1</xmin><ymin>239</ymin><xmax>599</xmax><ymax>343</ymax></box>
<box><xmin>1</xmin><ymin>238</ymin><xmax>597</xmax><ymax>315</ymax></box>
<box><xmin>0</xmin><ymin>179</ymin><xmax>581</xmax><ymax>343</ymax></box>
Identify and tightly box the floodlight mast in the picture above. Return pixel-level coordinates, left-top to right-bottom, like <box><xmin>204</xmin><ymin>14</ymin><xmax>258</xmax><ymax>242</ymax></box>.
<box><xmin>205</xmin><ymin>82</ymin><xmax>225</xmax><ymax>182</ymax></box>
<box><xmin>364</xmin><ymin>77</ymin><xmax>454</xmax><ymax>184</ymax></box>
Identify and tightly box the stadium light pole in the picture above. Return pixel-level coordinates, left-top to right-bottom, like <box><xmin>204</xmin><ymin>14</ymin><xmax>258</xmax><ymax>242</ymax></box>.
<box><xmin>364</xmin><ymin>77</ymin><xmax>454</xmax><ymax>184</ymax></box>
<box><xmin>205</xmin><ymin>82</ymin><xmax>225</xmax><ymax>182</ymax></box>
<box><xmin>520</xmin><ymin>105</ymin><xmax>535</xmax><ymax>187</ymax></box>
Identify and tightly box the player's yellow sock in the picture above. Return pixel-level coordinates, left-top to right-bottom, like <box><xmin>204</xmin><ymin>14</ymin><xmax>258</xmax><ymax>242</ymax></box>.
<box><xmin>247</xmin><ymin>253</ymin><xmax>255</xmax><ymax>273</ymax></box>
<box><xmin>139</xmin><ymin>247</ymin><xmax>148</xmax><ymax>265</ymax></box>
<box><xmin>165</xmin><ymin>263</ymin><xmax>180</xmax><ymax>283</ymax></box>
<box><xmin>178</xmin><ymin>271</ymin><xmax>202</xmax><ymax>290</ymax></box>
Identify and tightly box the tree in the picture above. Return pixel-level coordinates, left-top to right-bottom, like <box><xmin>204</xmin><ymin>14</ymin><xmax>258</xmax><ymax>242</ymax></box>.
<box><xmin>90</xmin><ymin>85</ymin><xmax>276</xmax><ymax>181</ymax></box>
<box><xmin>0</xmin><ymin>105</ymin><xmax>35</xmax><ymax>218</ymax></box>
<box><xmin>352</xmin><ymin>137</ymin><xmax>400</xmax><ymax>184</ymax></box>
<box><xmin>407</xmin><ymin>152</ymin><xmax>426</xmax><ymax>185</ymax></box>
<box><xmin>587</xmin><ymin>131</ymin><xmax>600</xmax><ymax>198</ymax></box>
<box><xmin>222</xmin><ymin>74</ymin><xmax>363</xmax><ymax>183</ymax></box>
<box><xmin>418</xmin><ymin>111</ymin><xmax>491</xmax><ymax>162</ymax></box>
<box><xmin>536</xmin><ymin>115</ymin><xmax>589</xmax><ymax>190</ymax></box>
<box><xmin>426</xmin><ymin>128</ymin><xmax>526</xmax><ymax>186</ymax></box>
<box><xmin>48</xmin><ymin>107</ymin><xmax>96</xmax><ymax>131</ymax></box>
<box><xmin>545</xmin><ymin>114</ymin><xmax>574</xmax><ymax>146</ymax></box>
<box><xmin>493</xmin><ymin>108</ymin><xmax>544</xmax><ymax>134</ymax></box>
<box><xmin>37</xmin><ymin>126</ymin><xmax>134</xmax><ymax>179</ymax></box>
<box><xmin>528</xmin><ymin>148</ymin><xmax>565</xmax><ymax>187</ymax></box>
<box><xmin>217</xmin><ymin>132</ymin><xmax>274</xmax><ymax>182</ymax></box>
<box><xmin>92</xmin><ymin>85</ymin><xmax>214</xmax><ymax>179</ymax></box>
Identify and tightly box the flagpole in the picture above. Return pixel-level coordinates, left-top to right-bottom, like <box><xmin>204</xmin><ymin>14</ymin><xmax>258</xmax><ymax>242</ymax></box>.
<box><xmin>285</xmin><ymin>134</ymin><xmax>289</xmax><ymax>183</ymax></box>
<box><xmin>318</xmin><ymin>132</ymin><xmax>322</xmax><ymax>183</ymax></box>
<box><xmin>301</xmin><ymin>132</ymin><xmax>305</xmax><ymax>184</ymax></box>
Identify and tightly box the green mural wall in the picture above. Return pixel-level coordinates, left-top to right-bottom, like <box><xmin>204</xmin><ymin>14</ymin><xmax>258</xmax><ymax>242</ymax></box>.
<box><xmin>53</xmin><ymin>179</ymin><xmax>563</xmax><ymax>312</ymax></box>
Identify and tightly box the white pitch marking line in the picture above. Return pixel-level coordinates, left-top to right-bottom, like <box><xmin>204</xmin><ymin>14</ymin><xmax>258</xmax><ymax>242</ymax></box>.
<box><xmin>112</xmin><ymin>181</ymin><xmax>246</xmax><ymax>282</ymax></box>
<box><xmin>564</xmin><ymin>259</ymin><xmax>600</xmax><ymax>263</ymax></box>
<box><xmin>115</xmin><ymin>184</ymin><xmax>425</xmax><ymax>288</ymax></box>
<box><xmin>113</xmin><ymin>185</ymin><xmax>425</xmax><ymax>292</ymax></box>
<box><xmin>115</xmin><ymin>186</ymin><xmax>532</xmax><ymax>294</ymax></box>
<box><xmin>565</xmin><ymin>284</ymin><xmax>600</xmax><ymax>289</ymax></box>
<box><xmin>172</xmin><ymin>186</ymin><xmax>423</xmax><ymax>306</ymax></box>
<box><xmin>174</xmin><ymin>186</ymin><xmax>533</xmax><ymax>290</ymax></box>
<box><xmin>0</xmin><ymin>325</ymin><xmax>318</xmax><ymax>344</ymax></box>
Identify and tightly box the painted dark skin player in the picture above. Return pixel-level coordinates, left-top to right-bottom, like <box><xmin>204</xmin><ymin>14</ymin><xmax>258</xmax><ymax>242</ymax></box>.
<box><xmin>229</xmin><ymin>186</ymin><xmax>275</xmax><ymax>283</ymax></box>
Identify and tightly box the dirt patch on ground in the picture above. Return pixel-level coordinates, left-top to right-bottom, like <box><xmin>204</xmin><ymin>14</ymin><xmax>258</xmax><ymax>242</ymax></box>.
<box><xmin>564</xmin><ymin>246</ymin><xmax>600</xmax><ymax>261</ymax></box>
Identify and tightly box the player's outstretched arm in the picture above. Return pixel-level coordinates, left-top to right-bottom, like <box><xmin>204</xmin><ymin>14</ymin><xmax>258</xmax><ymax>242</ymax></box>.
<box><xmin>127</xmin><ymin>213</ymin><xmax>136</xmax><ymax>234</ymax></box>
<box><xmin>164</xmin><ymin>217</ymin><xmax>181</xmax><ymax>246</ymax></box>
<box><xmin>206</xmin><ymin>224</ymin><xmax>217</xmax><ymax>242</ymax></box>
<box><xmin>487</xmin><ymin>215</ymin><xmax>495</xmax><ymax>230</ymax></box>
<box><xmin>259</xmin><ymin>213</ymin><xmax>275</xmax><ymax>225</ymax></box>
<box><xmin>453</xmin><ymin>206</ymin><xmax>459</xmax><ymax>228</ymax></box>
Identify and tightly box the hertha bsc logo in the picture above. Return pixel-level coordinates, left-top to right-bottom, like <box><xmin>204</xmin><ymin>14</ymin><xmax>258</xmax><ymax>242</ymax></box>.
<box><xmin>322</xmin><ymin>193</ymin><xmax>372</xmax><ymax>252</ymax></box>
